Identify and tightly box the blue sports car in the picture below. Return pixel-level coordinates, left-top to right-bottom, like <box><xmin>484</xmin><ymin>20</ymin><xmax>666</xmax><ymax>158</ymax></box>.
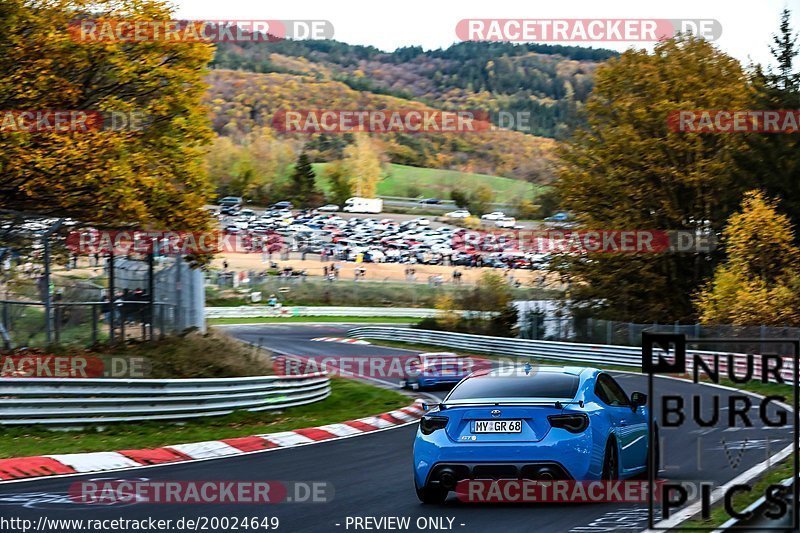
<box><xmin>412</xmin><ymin>366</ymin><xmax>656</xmax><ymax>503</ymax></box>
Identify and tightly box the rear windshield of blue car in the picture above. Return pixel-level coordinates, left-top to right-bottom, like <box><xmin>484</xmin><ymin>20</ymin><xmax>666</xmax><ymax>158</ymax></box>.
<box><xmin>447</xmin><ymin>373</ymin><xmax>580</xmax><ymax>400</ymax></box>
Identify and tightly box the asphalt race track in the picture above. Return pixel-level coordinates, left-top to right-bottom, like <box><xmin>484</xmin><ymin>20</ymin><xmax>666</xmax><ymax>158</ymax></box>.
<box><xmin>0</xmin><ymin>324</ymin><xmax>794</xmax><ymax>533</ymax></box>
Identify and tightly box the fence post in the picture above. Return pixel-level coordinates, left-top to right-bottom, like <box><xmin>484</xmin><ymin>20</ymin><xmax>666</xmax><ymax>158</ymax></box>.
<box><xmin>174</xmin><ymin>255</ymin><xmax>182</xmax><ymax>332</ymax></box>
<box><xmin>159</xmin><ymin>305</ymin><xmax>165</xmax><ymax>339</ymax></box>
<box><xmin>108</xmin><ymin>249</ymin><xmax>115</xmax><ymax>343</ymax></box>
<box><xmin>53</xmin><ymin>305</ymin><xmax>60</xmax><ymax>344</ymax></box>
<box><xmin>42</xmin><ymin>235</ymin><xmax>52</xmax><ymax>344</ymax></box>
<box><xmin>148</xmin><ymin>246</ymin><xmax>155</xmax><ymax>341</ymax></box>
<box><xmin>91</xmin><ymin>304</ymin><xmax>98</xmax><ymax>345</ymax></box>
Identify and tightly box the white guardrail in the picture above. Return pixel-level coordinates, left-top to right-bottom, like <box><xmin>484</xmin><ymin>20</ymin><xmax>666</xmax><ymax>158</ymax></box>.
<box><xmin>346</xmin><ymin>327</ymin><xmax>797</xmax><ymax>383</ymax></box>
<box><xmin>0</xmin><ymin>374</ymin><xmax>330</xmax><ymax>426</ymax></box>
<box><xmin>206</xmin><ymin>306</ymin><xmax>451</xmax><ymax>319</ymax></box>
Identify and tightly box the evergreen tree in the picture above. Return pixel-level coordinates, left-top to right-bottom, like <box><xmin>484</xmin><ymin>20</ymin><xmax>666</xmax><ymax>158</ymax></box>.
<box><xmin>741</xmin><ymin>9</ymin><xmax>800</xmax><ymax>227</ymax></box>
<box><xmin>290</xmin><ymin>152</ymin><xmax>322</xmax><ymax>207</ymax></box>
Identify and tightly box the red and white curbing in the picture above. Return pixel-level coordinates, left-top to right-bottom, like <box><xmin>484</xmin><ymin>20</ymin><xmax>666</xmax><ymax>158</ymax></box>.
<box><xmin>0</xmin><ymin>400</ymin><xmax>426</xmax><ymax>482</ymax></box>
<box><xmin>310</xmin><ymin>337</ymin><xmax>371</xmax><ymax>345</ymax></box>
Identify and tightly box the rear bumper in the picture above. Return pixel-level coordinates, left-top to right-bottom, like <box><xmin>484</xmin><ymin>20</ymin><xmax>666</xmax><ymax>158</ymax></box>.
<box><xmin>413</xmin><ymin>428</ymin><xmax>596</xmax><ymax>488</ymax></box>
<box><xmin>426</xmin><ymin>462</ymin><xmax>572</xmax><ymax>489</ymax></box>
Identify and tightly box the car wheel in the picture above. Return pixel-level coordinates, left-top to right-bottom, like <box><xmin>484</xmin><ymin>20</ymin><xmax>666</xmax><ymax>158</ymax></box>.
<box><xmin>416</xmin><ymin>484</ymin><xmax>448</xmax><ymax>504</ymax></box>
<box><xmin>602</xmin><ymin>439</ymin><xmax>619</xmax><ymax>480</ymax></box>
<box><xmin>410</xmin><ymin>381</ymin><xmax>420</xmax><ymax>391</ymax></box>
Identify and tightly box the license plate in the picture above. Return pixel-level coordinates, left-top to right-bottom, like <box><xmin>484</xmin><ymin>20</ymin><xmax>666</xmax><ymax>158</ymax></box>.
<box><xmin>472</xmin><ymin>420</ymin><xmax>522</xmax><ymax>433</ymax></box>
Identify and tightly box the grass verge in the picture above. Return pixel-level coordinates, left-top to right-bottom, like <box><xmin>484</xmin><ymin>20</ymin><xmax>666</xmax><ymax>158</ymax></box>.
<box><xmin>0</xmin><ymin>378</ymin><xmax>410</xmax><ymax>458</ymax></box>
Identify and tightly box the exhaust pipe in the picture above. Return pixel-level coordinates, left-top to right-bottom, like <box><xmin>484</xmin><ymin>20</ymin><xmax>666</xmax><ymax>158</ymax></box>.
<box><xmin>438</xmin><ymin>468</ymin><xmax>457</xmax><ymax>489</ymax></box>
<box><xmin>536</xmin><ymin>468</ymin><xmax>557</xmax><ymax>481</ymax></box>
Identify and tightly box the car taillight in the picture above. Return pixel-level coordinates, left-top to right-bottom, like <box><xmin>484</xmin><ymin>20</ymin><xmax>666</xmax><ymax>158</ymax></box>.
<box><xmin>420</xmin><ymin>416</ymin><xmax>448</xmax><ymax>435</ymax></box>
<box><xmin>547</xmin><ymin>414</ymin><xmax>589</xmax><ymax>433</ymax></box>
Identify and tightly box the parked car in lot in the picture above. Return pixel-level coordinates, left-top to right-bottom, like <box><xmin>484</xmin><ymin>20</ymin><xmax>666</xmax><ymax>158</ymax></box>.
<box><xmin>412</xmin><ymin>366</ymin><xmax>654</xmax><ymax>503</ymax></box>
<box><xmin>272</xmin><ymin>201</ymin><xmax>293</xmax><ymax>210</ymax></box>
<box><xmin>219</xmin><ymin>196</ymin><xmax>243</xmax><ymax>215</ymax></box>
<box><xmin>319</xmin><ymin>204</ymin><xmax>340</xmax><ymax>212</ymax></box>
<box><xmin>544</xmin><ymin>212</ymin><xmax>571</xmax><ymax>222</ymax></box>
<box><xmin>494</xmin><ymin>217</ymin><xmax>516</xmax><ymax>228</ymax></box>
<box><xmin>444</xmin><ymin>209</ymin><xmax>471</xmax><ymax>219</ymax></box>
<box><xmin>481</xmin><ymin>211</ymin><xmax>506</xmax><ymax>221</ymax></box>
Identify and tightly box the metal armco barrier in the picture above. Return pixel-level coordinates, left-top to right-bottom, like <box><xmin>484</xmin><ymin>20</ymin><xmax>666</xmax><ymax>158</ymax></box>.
<box><xmin>0</xmin><ymin>374</ymin><xmax>330</xmax><ymax>425</ymax></box>
<box><xmin>346</xmin><ymin>327</ymin><xmax>797</xmax><ymax>383</ymax></box>
<box><xmin>206</xmin><ymin>306</ymin><xmax>460</xmax><ymax>319</ymax></box>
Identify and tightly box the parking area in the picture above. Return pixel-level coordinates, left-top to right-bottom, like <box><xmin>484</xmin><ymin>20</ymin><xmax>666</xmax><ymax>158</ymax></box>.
<box><xmin>211</xmin><ymin>206</ymin><xmax>558</xmax><ymax>286</ymax></box>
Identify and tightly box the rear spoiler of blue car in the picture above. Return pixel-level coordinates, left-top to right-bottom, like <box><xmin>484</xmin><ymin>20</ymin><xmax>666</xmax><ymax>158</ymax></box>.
<box><xmin>421</xmin><ymin>400</ymin><xmax>585</xmax><ymax>411</ymax></box>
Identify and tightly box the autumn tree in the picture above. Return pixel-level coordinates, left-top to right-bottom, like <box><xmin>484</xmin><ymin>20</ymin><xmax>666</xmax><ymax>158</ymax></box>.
<box><xmin>323</xmin><ymin>161</ymin><xmax>353</xmax><ymax>206</ymax></box>
<box><xmin>556</xmin><ymin>35</ymin><xmax>754</xmax><ymax>322</ymax></box>
<box><xmin>696</xmin><ymin>191</ymin><xmax>800</xmax><ymax>326</ymax></box>
<box><xmin>205</xmin><ymin>127</ymin><xmax>298</xmax><ymax>203</ymax></box>
<box><xmin>205</xmin><ymin>136</ymin><xmax>243</xmax><ymax>197</ymax></box>
<box><xmin>342</xmin><ymin>134</ymin><xmax>382</xmax><ymax>197</ymax></box>
<box><xmin>0</xmin><ymin>0</ymin><xmax>215</xmax><ymax>231</ymax></box>
<box><xmin>469</xmin><ymin>184</ymin><xmax>495</xmax><ymax>216</ymax></box>
<box><xmin>450</xmin><ymin>189</ymin><xmax>470</xmax><ymax>209</ymax></box>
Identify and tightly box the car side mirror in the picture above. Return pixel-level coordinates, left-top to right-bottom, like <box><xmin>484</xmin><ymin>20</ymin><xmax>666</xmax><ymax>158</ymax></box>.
<box><xmin>630</xmin><ymin>392</ymin><xmax>647</xmax><ymax>410</ymax></box>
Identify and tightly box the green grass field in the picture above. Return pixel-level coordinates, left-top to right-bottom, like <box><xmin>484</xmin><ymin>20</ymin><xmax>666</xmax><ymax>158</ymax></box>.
<box><xmin>312</xmin><ymin>162</ymin><xmax>545</xmax><ymax>204</ymax></box>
